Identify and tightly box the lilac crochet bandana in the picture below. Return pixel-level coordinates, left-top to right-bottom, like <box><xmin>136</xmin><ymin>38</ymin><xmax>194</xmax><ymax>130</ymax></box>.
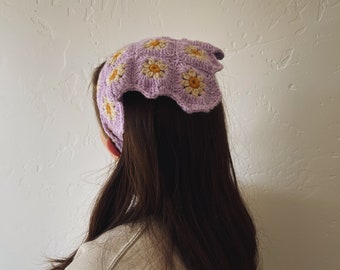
<box><xmin>96</xmin><ymin>36</ymin><xmax>224</xmax><ymax>152</ymax></box>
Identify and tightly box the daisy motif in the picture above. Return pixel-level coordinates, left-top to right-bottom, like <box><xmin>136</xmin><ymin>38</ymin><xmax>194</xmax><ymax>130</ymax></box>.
<box><xmin>108</xmin><ymin>48</ymin><xmax>125</xmax><ymax>65</ymax></box>
<box><xmin>103</xmin><ymin>97</ymin><xmax>116</xmax><ymax>121</ymax></box>
<box><xmin>106</xmin><ymin>64</ymin><xmax>126</xmax><ymax>85</ymax></box>
<box><xmin>185</xmin><ymin>45</ymin><xmax>206</xmax><ymax>60</ymax></box>
<box><xmin>142</xmin><ymin>59</ymin><xmax>167</xmax><ymax>79</ymax></box>
<box><xmin>144</xmin><ymin>39</ymin><xmax>167</xmax><ymax>50</ymax></box>
<box><xmin>181</xmin><ymin>68</ymin><xmax>206</xmax><ymax>97</ymax></box>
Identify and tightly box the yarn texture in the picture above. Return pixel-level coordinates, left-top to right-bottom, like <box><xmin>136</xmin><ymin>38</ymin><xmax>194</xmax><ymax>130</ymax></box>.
<box><xmin>96</xmin><ymin>36</ymin><xmax>225</xmax><ymax>152</ymax></box>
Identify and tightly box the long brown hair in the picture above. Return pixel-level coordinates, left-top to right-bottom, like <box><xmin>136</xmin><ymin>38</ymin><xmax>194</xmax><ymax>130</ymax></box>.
<box><xmin>47</xmin><ymin>62</ymin><xmax>259</xmax><ymax>269</ymax></box>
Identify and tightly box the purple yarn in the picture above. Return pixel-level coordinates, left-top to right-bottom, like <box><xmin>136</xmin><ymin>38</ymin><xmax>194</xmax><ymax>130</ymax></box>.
<box><xmin>96</xmin><ymin>36</ymin><xmax>224</xmax><ymax>152</ymax></box>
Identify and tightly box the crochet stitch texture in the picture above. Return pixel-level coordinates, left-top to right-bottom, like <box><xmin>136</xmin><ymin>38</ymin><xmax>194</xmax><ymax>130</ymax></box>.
<box><xmin>97</xmin><ymin>36</ymin><xmax>225</xmax><ymax>152</ymax></box>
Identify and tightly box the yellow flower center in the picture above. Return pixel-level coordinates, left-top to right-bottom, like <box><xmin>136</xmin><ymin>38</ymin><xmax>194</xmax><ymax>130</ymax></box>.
<box><xmin>191</xmin><ymin>48</ymin><xmax>202</xmax><ymax>57</ymax></box>
<box><xmin>149</xmin><ymin>64</ymin><xmax>161</xmax><ymax>73</ymax></box>
<box><xmin>113</xmin><ymin>52</ymin><xmax>121</xmax><ymax>60</ymax></box>
<box><xmin>189</xmin><ymin>76</ymin><xmax>200</xmax><ymax>88</ymax></box>
<box><xmin>105</xmin><ymin>103</ymin><xmax>112</xmax><ymax>115</ymax></box>
<box><xmin>109</xmin><ymin>69</ymin><xmax>118</xmax><ymax>81</ymax></box>
<box><xmin>150</xmin><ymin>40</ymin><xmax>161</xmax><ymax>47</ymax></box>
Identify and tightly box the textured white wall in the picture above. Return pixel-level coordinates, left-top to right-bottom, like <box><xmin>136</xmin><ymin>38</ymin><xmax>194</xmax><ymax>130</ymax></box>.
<box><xmin>1</xmin><ymin>0</ymin><xmax>339</xmax><ymax>269</ymax></box>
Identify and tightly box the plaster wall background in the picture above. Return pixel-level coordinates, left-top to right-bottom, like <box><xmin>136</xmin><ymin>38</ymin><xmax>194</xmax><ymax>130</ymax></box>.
<box><xmin>0</xmin><ymin>0</ymin><xmax>339</xmax><ymax>269</ymax></box>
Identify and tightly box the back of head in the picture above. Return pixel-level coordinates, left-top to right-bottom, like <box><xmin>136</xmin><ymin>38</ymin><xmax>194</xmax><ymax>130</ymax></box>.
<box><xmin>122</xmin><ymin>91</ymin><xmax>235</xmax><ymax>214</ymax></box>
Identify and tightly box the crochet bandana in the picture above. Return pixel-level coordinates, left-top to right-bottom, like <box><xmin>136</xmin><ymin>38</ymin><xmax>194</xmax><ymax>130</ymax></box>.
<box><xmin>96</xmin><ymin>36</ymin><xmax>225</xmax><ymax>152</ymax></box>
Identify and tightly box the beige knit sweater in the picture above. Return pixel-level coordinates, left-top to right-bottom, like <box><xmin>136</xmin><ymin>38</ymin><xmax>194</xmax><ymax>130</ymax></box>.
<box><xmin>65</xmin><ymin>222</ymin><xmax>186</xmax><ymax>270</ymax></box>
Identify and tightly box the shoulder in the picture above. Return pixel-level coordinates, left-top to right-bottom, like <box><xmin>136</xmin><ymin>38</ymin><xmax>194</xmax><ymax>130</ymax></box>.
<box><xmin>65</xmin><ymin>223</ymin><xmax>145</xmax><ymax>270</ymax></box>
<box><xmin>65</xmin><ymin>222</ymin><xmax>186</xmax><ymax>270</ymax></box>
